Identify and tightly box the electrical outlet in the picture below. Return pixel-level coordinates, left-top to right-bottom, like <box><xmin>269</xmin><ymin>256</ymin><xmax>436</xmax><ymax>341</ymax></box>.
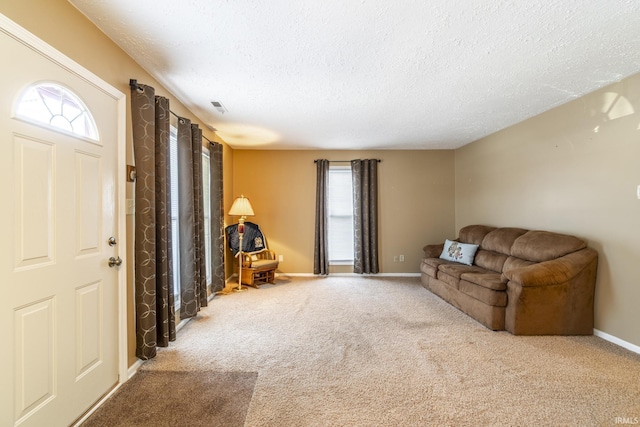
<box><xmin>278</xmin><ymin>255</ymin><xmax>284</xmax><ymax>262</ymax></box>
<box><xmin>393</xmin><ymin>256</ymin><xmax>398</xmax><ymax>262</ymax></box>
<box><xmin>399</xmin><ymin>255</ymin><xmax>405</xmax><ymax>262</ymax></box>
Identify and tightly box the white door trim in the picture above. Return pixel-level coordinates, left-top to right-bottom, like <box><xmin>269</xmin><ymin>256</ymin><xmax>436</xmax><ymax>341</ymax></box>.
<box><xmin>0</xmin><ymin>13</ymin><xmax>129</xmax><ymax>385</ymax></box>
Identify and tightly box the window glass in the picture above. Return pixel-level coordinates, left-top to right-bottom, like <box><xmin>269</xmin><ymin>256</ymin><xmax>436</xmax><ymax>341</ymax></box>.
<box><xmin>16</xmin><ymin>82</ymin><xmax>99</xmax><ymax>140</ymax></box>
<box><xmin>327</xmin><ymin>166</ymin><xmax>354</xmax><ymax>263</ymax></box>
<box><xmin>169</xmin><ymin>122</ymin><xmax>213</xmax><ymax>306</ymax></box>
<box><xmin>169</xmin><ymin>121</ymin><xmax>181</xmax><ymax>309</ymax></box>
<box><xmin>202</xmin><ymin>148</ymin><xmax>212</xmax><ymax>288</ymax></box>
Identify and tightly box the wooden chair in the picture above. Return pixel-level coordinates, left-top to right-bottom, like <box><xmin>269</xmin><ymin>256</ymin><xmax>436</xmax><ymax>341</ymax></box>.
<box><xmin>226</xmin><ymin>221</ymin><xmax>279</xmax><ymax>288</ymax></box>
<box><xmin>240</xmin><ymin>249</ymin><xmax>279</xmax><ymax>287</ymax></box>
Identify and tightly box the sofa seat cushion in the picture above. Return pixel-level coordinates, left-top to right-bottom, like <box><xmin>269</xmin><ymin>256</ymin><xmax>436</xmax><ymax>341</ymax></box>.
<box><xmin>460</xmin><ymin>272</ymin><xmax>507</xmax><ymax>291</ymax></box>
<box><xmin>421</xmin><ymin>258</ymin><xmax>453</xmax><ymax>278</ymax></box>
<box><xmin>436</xmin><ymin>263</ymin><xmax>488</xmax><ymax>290</ymax></box>
<box><xmin>423</xmin><ymin>257</ymin><xmax>453</xmax><ymax>269</ymax></box>
<box><xmin>420</xmin><ymin>260</ymin><xmax>437</xmax><ymax>278</ymax></box>
<box><xmin>459</xmin><ymin>280</ymin><xmax>508</xmax><ymax>307</ymax></box>
<box><xmin>438</xmin><ymin>263</ymin><xmax>487</xmax><ymax>279</ymax></box>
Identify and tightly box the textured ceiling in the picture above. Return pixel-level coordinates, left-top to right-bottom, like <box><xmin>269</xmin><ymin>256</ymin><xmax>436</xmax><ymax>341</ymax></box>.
<box><xmin>70</xmin><ymin>0</ymin><xmax>640</xmax><ymax>150</ymax></box>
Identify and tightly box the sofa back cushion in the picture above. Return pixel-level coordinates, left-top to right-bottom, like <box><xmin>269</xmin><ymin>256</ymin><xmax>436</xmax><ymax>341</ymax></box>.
<box><xmin>458</xmin><ymin>225</ymin><xmax>496</xmax><ymax>245</ymax></box>
<box><xmin>460</xmin><ymin>226</ymin><xmax>528</xmax><ymax>273</ymax></box>
<box><xmin>481</xmin><ymin>228</ymin><xmax>529</xmax><ymax>254</ymax></box>
<box><xmin>474</xmin><ymin>250</ymin><xmax>508</xmax><ymax>273</ymax></box>
<box><xmin>510</xmin><ymin>230</ymin><xmax>586</xmax><ymax>262</ymax></box>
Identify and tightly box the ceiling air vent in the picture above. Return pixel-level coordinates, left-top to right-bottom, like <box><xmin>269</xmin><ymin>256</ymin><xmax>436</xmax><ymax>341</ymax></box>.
<box><xmin>211</xmin><ymin>101</ymin><xmax>228</xmax><ymax>114</ymax></box>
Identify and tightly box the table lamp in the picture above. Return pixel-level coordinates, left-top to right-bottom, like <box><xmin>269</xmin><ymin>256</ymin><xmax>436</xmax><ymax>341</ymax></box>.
<box><xmin>228</xmin><ymin>195</ymin><xmax>254</xmax><ymax>292</ymax></box>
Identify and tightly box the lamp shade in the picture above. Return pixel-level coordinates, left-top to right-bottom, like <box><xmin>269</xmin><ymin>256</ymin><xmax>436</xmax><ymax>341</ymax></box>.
<box><xmin>229</xmin><ymin>195</ymin><xmax>255</xmax><ymax>217</ymax></box>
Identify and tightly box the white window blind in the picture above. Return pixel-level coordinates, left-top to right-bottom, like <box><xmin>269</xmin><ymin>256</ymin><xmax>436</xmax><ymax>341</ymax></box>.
<box><xmin>327</xmin><ymin>166</ymin><xmax>354</xmax><ymax>263</ymax></box>
<box><xmin>169</xmin><ymin>123</ymin><xmax>213</xmax><ymax>306</ymax></box>
<box><xmin>202</xmin><ymin>148</ymin><xmax>212</xmax><ymax>288</ymax></box>
<box><xmin>169</xmin><ymin>124</ymin><xmax>181</xmax><ymax>309</ymax></box>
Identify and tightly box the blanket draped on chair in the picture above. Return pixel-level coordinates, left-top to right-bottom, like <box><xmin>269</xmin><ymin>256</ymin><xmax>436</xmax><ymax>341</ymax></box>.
<box><xmin>225</xmin><ymin>222</ymin><xmax>267</xmax><ymax>256</ymax></box>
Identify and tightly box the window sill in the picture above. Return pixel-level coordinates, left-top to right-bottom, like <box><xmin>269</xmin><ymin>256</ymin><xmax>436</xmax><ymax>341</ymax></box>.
<box><xmin>329</xmin><ymin>261</ymin><xmax>354</xmax><ymax>266</ymax></box>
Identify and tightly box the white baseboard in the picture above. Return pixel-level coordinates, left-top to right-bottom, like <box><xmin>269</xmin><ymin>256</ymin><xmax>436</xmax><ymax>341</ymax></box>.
<box><xmin>276</xmin><ymin>272</ymin><xmax>421</xmax><ymax>277</ymax></box>
<box><xmin>225</xmin><ymin>272</ymin><xmax>421</xmax><ymax>281</ymax></box>
<box><xmin>127</xmin><ymin>358</ymin><xmax>145</xmax><ymax>378</ymax></box>
<box><xmin>594</xmin><ymin>329</ymin><xmax>640</xmax><ymax>355</ymax></box>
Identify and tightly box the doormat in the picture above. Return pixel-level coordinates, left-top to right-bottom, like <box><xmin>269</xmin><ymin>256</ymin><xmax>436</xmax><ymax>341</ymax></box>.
<box><xmin>81</xmin><ymin>370</ymin><xmax>258</xmax><ymax>427</ymax></box>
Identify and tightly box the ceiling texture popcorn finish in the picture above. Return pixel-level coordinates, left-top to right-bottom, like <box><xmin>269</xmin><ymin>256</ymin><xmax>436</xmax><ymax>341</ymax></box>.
<box><xmin>70</xmin><ymin>1</ymin><xmax>640</xmax><ymax>150</ymax></box>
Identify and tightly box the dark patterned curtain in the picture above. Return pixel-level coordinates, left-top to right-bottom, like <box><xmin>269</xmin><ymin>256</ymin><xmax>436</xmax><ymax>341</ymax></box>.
<box><xmin>314</xmin><ymin>159</ymin><xmax>329</xmax><ymax>275</ymax></box>
<box><xmin>351</xmin><ymin>159</ymin><xmax>379</xmax><ymax>274</ymax></box>
<box><xmin>130</xmin><ymin>83</ymin><xmax>176</xmax><ymax>360</ymax></box>
<box><xmin>209</xmin><ymin>142</ymin><xmax>225</xmax><ymax>293</ymax></box>
<box><xmin>177</xmin><ymin>119</ymin><xmax>208</xmax><ymax>318</ymax></box>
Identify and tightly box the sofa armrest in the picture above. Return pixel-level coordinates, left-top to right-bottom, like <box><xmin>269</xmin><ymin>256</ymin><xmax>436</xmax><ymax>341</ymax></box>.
<box><xmin>423</xmin><ymin>243</ymin><xmax>444</xmax><ymax>259</ymax></box>
<box><xmin>502</xmin><ymin>248</ymin><xmax>598</xmax><ymax>287</ymax></box>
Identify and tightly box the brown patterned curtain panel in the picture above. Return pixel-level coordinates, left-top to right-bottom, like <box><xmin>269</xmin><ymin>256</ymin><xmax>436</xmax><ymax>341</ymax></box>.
<box><xmin>314</xmin><ymin>159</ymin><xmax>329</xmax><ymax>275</ymax></box>
<box><xmin>209</xmin><ymin>142</ymin><xmax>225</xmax><ymax>293</ymax></box>
<box><xmin>351</xmin><ymin>159</ymin><xmax>379</xmax><ymax>274</ymax></box>
<box><xmin>177</xmin><ymin>119</ymin><xmax>208</xmax><ymax>319</ymax></box>
<box><xmin>130</xmin><ymin>83</ymin><xmax>176</xmax><ymax>360</ymax></box>
<box><xmin>131</xmin><ymin>81</ymin><xmax>224</xmax><ymax>359</ymax></box>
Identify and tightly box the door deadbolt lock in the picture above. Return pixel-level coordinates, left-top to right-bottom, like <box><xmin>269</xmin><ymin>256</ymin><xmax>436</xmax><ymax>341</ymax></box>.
<box><xmin>108</xmin><ymin>256</ymin><xmax>122</xmax><ymax>268</ymax></box>
<box><xmin>108</xmin><ymin>237</ymin><xmax>117</xmax><ymax>246</ymax></box>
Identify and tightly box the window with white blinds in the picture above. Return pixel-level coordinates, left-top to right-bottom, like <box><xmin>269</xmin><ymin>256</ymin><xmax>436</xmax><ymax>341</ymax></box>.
<box><xmin>327</xmin><ymin>166</ymin><xmax>354</xmax><ymax>264</ymax></box>
<box><xmin>202</xmin><ymin>147</ymin><xmax>212</xmax><ymax>288</ymax></box>
<box><xmin>168</xmin><ymin>123</ymin><xmax>213</xmax><ymax>308</ymax></box>
<box><xmin>169</xmin><ymin>124</ymin><xmax>181</xmax><ymax>309</ymax></box>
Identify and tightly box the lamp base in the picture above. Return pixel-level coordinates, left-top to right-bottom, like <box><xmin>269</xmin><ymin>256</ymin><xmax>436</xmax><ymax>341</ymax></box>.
<box><xmin>215</xmin><ymin>287</ymin><xmax>235</xmax><ymax>296</ymax></box>
<box><xmin>215</xmin><ymin>280</ymin><xmax>248</xmax><ymax>295</ymax></box>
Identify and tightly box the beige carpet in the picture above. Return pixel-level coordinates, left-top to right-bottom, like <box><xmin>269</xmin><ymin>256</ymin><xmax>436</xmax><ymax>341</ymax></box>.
<box><xmin>82</xmin><ymin>370</ymin><xmax>257</xmax><ymax>427</ymax></box>
<box><xmin>124</xmin><ymin>277</ymin><xmax>640</xmax><ymax>426</ymax></box>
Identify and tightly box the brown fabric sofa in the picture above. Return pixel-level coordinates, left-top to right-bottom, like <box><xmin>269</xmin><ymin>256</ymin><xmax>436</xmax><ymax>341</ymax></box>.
<box><xmin>420</xmin><ymin>225</ymin><xmax>598</xmax><ymax>335</ymax></box>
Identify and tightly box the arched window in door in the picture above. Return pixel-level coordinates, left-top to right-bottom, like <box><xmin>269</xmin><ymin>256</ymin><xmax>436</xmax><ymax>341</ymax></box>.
<box><xmin>15</xmin><ymin>82</ymin><xmax>99</xmax><ymax>141</ymax></box>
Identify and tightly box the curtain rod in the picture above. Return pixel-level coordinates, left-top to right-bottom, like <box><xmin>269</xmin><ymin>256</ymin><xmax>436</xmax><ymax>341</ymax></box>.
<box><xmin>168</xmin><ymin>112</ymin><xmax>214</xmax><ymax>145</ymax></box>
<box><xmin>129</xmin><ymin>79</ymin><xmax>215</xmax><ymax>145</ymax></box>
<box><xmin>169</xmin><ymin>111</ymin><xmax>215</xmax><ymax>145</ymax></box>
<box><xmin>314</xmin><ymin>159</ymin><xmax>381</xmax><ymax>163</ymax></box>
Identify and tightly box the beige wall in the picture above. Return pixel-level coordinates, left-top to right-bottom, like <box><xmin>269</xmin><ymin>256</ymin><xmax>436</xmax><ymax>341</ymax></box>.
<box><xmin>232</xmin><ymin>150</ymin><xmax>456</xmax><ymax>274</ymax></box>
<box><xmin>0</xmin><ymin>1</ymin><xmax>234</xmax><ymax>367</ymax></box>
<box><xmin>455</xmin><ymin>73</ymin><xmax>640</xmax><ymax>347</ymax></box>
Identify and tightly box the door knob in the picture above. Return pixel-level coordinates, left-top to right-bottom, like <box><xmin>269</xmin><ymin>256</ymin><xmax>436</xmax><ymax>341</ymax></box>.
<box><xmin>108</xmin><ymin>256</ymin><xmax>122</xmax><ymax>268</ymax></box>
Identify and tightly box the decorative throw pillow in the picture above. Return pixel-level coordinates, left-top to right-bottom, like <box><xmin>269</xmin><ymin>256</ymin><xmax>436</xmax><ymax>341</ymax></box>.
<box><xmin>439</xmin><ymin>239</ymin><xmax>479</xmax><ymax>266</ymax></box>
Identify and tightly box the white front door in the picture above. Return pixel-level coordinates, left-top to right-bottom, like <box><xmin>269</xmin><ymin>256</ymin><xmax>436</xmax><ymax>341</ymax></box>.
<box><xmin>0</xmin><ymin>17</ymin><xmax>124</xmax><ymax>427</ymax></box>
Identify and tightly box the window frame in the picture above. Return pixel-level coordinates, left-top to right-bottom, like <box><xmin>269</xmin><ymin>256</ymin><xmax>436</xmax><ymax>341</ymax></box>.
<box><xmin>169</xmin><ymin>120</ymin><xmax>181</xmax><ymax>310</ymax></box>
<box><xmin>14</xmin><ymin>81</ymin><xmax>100</xmax><ymax>143</ymax></box>
<box><xmin>327</xmin><ymin>165</ymin><xmax>354</xmax><ymax>265</ymax></box>
<box><xmin>201</xmin><ymin>146</ymin><xmax>212</xmax><ymax>291</ymax></box>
